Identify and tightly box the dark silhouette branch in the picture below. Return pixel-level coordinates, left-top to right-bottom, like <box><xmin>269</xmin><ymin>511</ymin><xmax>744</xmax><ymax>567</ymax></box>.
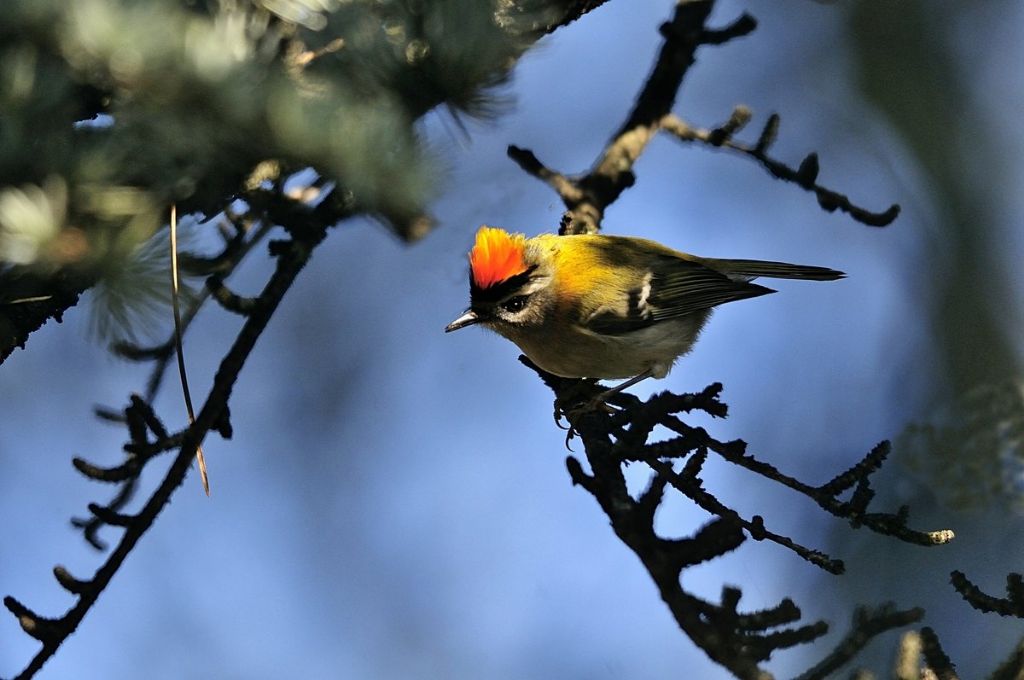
<box><xmin>510</xmin><ymin>0</ymin><xmax>757</xmax><ymax>235</ymax></box>
<box><xmin>661</xmin><ymin>109</ymin><xmax>900</xmax><ymax>227</ymax></box>
<box><xmin>942</xmin><ymin>570</ymin><xmax>1024</xmax><ymax>679</ymax></box>
<box><xmin>919</xmin><ymin>627</ymin><xmax>959</xmax><ymax>680</ymax></box>
<box><xmin>2</xmin><ymin>188</ymin><xmax>340</xmax><ymax>679</ymax></box>
<box><xmin>794</xmin><ymin>605</ymin><xmax>925</xmax><ymax>680</ymax></box>
<box><xmin>950</xmin><ymin>570</ymin><xmax>1024</xmax><ymax>618</ymax></box>
<box><xmin>525</xmin><ymin>356</ymin><xmax>940</xmax><ymax>677</ymax></box>
<box><xmin>509</xmin><ymin>2</ymin><xmax>897</xmax><ymax>235</ymax></box>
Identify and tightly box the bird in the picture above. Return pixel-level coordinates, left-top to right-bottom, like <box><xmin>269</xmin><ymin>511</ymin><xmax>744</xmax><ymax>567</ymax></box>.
<box><xmin>446</xmin><ymin>225</ymin><xmax>843</xmax><ymax>395</ymax></box>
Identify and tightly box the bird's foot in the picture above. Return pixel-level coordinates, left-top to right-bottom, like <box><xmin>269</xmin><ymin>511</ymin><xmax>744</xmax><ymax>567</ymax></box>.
<box><xmin>553</xmin><ymin>380</ymin><xmax>607</xmax><ymax>421</ymax></box>
<box><xmin>553</xmin><ymin>381</ymin><xmax>622</xmax><ymax>447</ymax></box>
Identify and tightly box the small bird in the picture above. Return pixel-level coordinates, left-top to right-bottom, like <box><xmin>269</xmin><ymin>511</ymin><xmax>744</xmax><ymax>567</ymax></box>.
<box><xmin>446</xmin><ymin>226</ymin><xmax>843</xmax><ymax>393</ymax></box>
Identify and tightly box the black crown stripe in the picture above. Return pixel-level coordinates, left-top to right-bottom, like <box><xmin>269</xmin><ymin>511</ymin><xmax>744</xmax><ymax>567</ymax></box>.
<box><xmin>470</xmin><ymin>265</ymin><xmax>537</xmax><ymax>304</ymax></box>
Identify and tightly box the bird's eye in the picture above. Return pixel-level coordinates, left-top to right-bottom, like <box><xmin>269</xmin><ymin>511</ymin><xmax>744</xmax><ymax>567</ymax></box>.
<box><xmin>502</xmin><ymin>295</ymin><xmax>530</xmax><ymax>313</ymax></box>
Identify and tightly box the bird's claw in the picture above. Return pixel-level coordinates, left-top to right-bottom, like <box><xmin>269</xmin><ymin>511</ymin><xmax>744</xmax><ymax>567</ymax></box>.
<box><xmin>553</xmin><ymin>389</ymin><xmax>621</xmax><ymax>449</ymax></box>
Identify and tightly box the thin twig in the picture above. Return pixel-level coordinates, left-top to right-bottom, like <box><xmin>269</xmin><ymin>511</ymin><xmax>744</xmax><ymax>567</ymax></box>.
<box><xmin>950</xmin><ymin>570</ymin><xmax>1024</xmax><ymax>618</ymax></box>
<box><xmin>660</xmin><ymin>110</ymin><xmax>900</xmax><ymax>227</ymax></box>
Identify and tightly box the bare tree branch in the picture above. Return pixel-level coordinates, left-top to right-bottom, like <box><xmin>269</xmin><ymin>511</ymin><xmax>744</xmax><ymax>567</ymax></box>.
<box><xmin>2</xmin><ymin>188</ymin><xmax>340</xmax><ymax>679</ymax></box>
<box><xmin>950</xmin><ymin>570</ymin><xmax>1024</xmax><ymax>618</ymax></box>
<box><xmin>794</xmin><ymin>605</ymin><xmax>925</xmax><ymax>680</ymax></box>
<box><xmin>919</xmin><ymin>627</ymin><xmax>959</xmax><ymax>680</ymax></box>
<box><xmin>510</xmin><ymin>0</ymin><xmax>757</xmax><ymax>234</ymax></box>
<box><xmin>661</xmin><ymin>110</ymin><xmax>900</xmax><ymax>227</ymax></box>
<box><xmin>526</xmin><ymin>357</ymin><xmax>939</xmax><ymax>677</ymax></box>
<box><xmin>508</xmin><ymin>2</ymin><xmax>897</xmax><ymax>235</ymax></box>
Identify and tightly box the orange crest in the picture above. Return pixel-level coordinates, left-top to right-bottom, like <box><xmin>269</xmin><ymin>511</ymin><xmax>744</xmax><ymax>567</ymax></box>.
<box><xmin>469</xmin><ymin>226</ymin><xmax>528</xmax><ymax>289</ymax></box>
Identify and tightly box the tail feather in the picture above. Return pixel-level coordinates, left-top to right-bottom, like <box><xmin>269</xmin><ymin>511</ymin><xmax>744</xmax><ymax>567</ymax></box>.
<box><xmin>710</xmin><ymin>258</ymin><xmax>845</xmax><ymax>281</ymax></box>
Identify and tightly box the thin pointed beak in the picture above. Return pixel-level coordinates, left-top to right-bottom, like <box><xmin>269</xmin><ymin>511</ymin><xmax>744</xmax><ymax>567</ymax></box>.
<box><xmin>445</xmin><ymin>309</ymin><xmax>481</xmax><ymax>333</ymax></box>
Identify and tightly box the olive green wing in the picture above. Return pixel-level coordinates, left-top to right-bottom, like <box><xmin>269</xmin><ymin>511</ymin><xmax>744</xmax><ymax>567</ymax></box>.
<box><xmin>585</xmin><ymin>255</ymin><xmax>774</xmax><ymax>336</ymax></box>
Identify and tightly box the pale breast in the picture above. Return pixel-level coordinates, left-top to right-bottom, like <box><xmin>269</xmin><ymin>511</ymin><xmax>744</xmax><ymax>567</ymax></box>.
<box><xmin>502</xmin><ymin>313</ymin><xmax>710</xmax><ymax>380</ymax></box>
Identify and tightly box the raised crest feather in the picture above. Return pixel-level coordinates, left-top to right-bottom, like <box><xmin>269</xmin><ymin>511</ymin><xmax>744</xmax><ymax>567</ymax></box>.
<box><xmin>469</xmin><ymin>226</ymin><xmax>528</xmax><ymax>289</ymax></box>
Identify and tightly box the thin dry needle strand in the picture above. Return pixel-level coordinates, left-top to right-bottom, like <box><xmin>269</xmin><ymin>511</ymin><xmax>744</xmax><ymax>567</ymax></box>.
<box><xmin>171</xmin><ymin>204</ymin><xmax>210</xmax><ymax>495</ymax></box>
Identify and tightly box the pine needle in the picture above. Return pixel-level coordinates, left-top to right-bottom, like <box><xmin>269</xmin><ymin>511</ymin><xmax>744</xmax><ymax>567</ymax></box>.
<box><xmin>170</xmin><ymin>204</ymin><xmax>210</xmax><ymax>496</ymax></box>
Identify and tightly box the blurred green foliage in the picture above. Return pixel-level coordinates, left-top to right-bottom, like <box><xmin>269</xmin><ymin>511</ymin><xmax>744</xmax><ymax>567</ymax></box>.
<box><xmin>0</xmin><ymin>0</ymin><xmax>526</xmax><ymax>254</ymax></box>
<box><xmin>849</xmin><ymin>0</ymin><xmax>1023</xmax><ymax>510</ymax></box>
<box><xmin>0</xmin><ymin>0</ymin><xmax>573</xmax><ymax>354</ymax></box>
<box><xmin>850</xmin><ymin>0</ymin><xmax>1019</xmax><ymax>397</ymax></box>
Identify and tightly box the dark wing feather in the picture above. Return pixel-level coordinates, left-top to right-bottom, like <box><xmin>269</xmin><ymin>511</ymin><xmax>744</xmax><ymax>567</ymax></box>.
<box><xmin>648</xmin><ymin>258</ymin><xmax>774</xmax><ymax>320</ymax></box>
<box><xmin>586</xmin><ymin>256</ymin><xmax>774</xmax><ymax>336</ymax></box>
<box><xmin>710</xmin><ymin>258</ymin><xmax>844</xmax><ymax>281</ymax></box>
